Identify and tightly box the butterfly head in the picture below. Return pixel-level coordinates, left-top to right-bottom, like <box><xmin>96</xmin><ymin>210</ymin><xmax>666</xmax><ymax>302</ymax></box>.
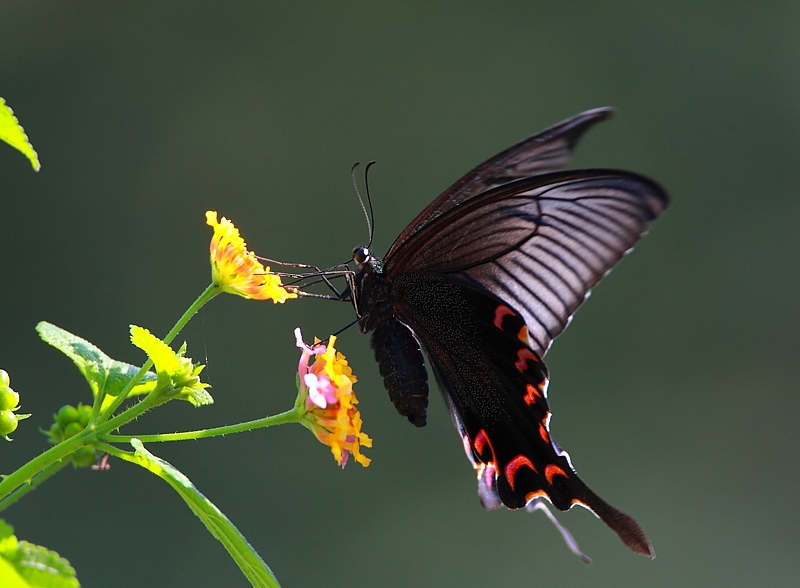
<box><xmin>352</xmin><ymin>245</ymin><xmax>384</xmax><ymax>275</ymax></box>
<box><xmin>352</xmin><ymin>245</ymin><xmax>371</xmax><ymax>267</ymax></box>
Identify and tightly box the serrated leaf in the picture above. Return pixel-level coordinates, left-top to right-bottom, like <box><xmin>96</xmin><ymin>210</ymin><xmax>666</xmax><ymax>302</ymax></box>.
<box><xmin>0</xmin><ymin>559</ymin><xmax>27</xmax><ymax>588</ymax></box>
<box><xmin>130</xmin><ymin>326</ymin><xmax>212</xmax><ymax>407</ymax></box>
<box><xmin>129</xmin><ymin>440</ymin><xmax>279</xmax><ymax>588</ymax></box>
<box><xmin>0</xmin><ymin>520</ymin><xmax>79</xmax><ymax>588</ymax></box>
<box><xmin>184</xmin><ymin>386</ymin><xmax>214</xmax><ymax>407</ymax></box>
<box><xmin>13</xmin><ymin>542</ymin><xmax>80</xmax><ymax>588</ymax></box>
<box><xmin>36</xmin><ymin>322</ymin><xmax>156</xmax><ymax>403</ymax></box>
<box><xmin>0</xmin><ymin>98</ymin><xmax>40</xmax><ymax>171</ymax></box>
<box><xmin>130</xmin><ymin>326</ymin><xmax>181</xmax><ymax>379</ymax></box>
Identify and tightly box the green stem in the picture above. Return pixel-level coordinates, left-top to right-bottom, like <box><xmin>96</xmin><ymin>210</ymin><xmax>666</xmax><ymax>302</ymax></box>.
<box><xmin>96</xmin><ymin>359</ymin><xmax>155</xmax><ymax>423</ymax></box>
<box><xmin>99</xmin><ymin>283</ymin><xmax>220</xmax><ymax>421</ymax></box>
<box><xmin>100</xmin><ymin>408</ymin><xmax>301</xmax><ymax>443</ymax></box>
<box><xmin>0</xmin><ymin>459</ymin><xmax>71</xmax><ymax>512</ymax></box>
<box><xmin>163</xmin><ymin>283</ymin><xmax>219</xmax><ymax>346</ymax></box>
<box><xmin>0</xmin><ymin>393</ymin><xmax>158</xmax><ymax>503</ymax></box>
<box><xmin>95</xmin><ymin>441</ymin><xmax>132</xmax><ymax>460</ymax></box>
<box><xmin>98</xmin><ymin>392</ymin><xmax>159</xmax><ymax>433</ymax></box>
<box><xmin>0</xmin><ymin>431</ymin><xmax>89</xmax><ymax>502</ymax></box>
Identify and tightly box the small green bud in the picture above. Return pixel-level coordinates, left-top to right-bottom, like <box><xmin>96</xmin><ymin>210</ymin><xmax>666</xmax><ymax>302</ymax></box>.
<box><xmin>0</xmin><ymin>410</ymin><xmax>18</xmax><ymax>437</ymax></box>
<box><xmin>72</xmin><ymin>446</ymin><xmax>98</xmax><ymax>468</ymax></box>
<box><xmin>0</xmin><ymin>369</ymin><xmax>9</xmax><ymax>388</ymax></box>
<box><xmin>0</xmin><ymin>388</ymin><xmax>19</xmax><ymax>411</ymax></box>
<box><xmin>62</xmin><ymin>422</ymin><xmax>83</xmax><ymax>439</ymax></box>
<box><xmin>55</xmin><ymin>405</ymin><xmax>79</xmax><ymax>429</ymax></box>
<box><xmin>77</xmin><ymin>404</ymin><xmax>92</xmax><ymax>428</ymax></box>
<box><xmin>46</xmin><ymin>422</ymin><xmax>62</xmax><ymax>444</ymax></box>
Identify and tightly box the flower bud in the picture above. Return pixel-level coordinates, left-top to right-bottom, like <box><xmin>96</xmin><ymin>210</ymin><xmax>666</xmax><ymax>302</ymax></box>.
<box><xmin>72</xmin><ymin>446</ymin><xmax>98</xmax><ymax>468</ymax></box>
<box><xmin>55</xmin><ymin>405</ymin><xmax>79</xmax><ymax>429</ymax></box>
<box><xmin>0</xmin><ymin>410</ymin><xmax>19</xmax><ymax>436</ymax></box>
<box><xmin>62</xmin><ymin>422</ymin><xmax>83</xmax><ymax>439</ymax></box>
<box><xmin>0</xmin><ymin>387</ymin><xmax>19</xmax><ymax>411</ymax></box>
<box><xmin>46</xmin><ymin>422</ymin><xmax>62</xmax><ymax>444</ymax></box>
<box><xmin>77</xmin><ymin>404</ymin><xmax>92</xmax><ymax>428</ymax></box>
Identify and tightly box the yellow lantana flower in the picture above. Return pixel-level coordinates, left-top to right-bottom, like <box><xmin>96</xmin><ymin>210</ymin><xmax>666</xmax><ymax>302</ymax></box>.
<box><xmin>206</xmin><ymin>210</ymin><xmax>296</xmax><ymax>303</ymax></box>
<box><xmin>295</xmin><ymin>328</ymin><xmax>372</xmax><ymax>467</ymax></box>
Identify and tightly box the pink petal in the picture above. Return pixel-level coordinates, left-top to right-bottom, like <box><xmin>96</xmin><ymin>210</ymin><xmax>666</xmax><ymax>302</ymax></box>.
<box><xmin>294</xmin><ymin>327</ymin><xmax>326</xmax><ymax>378</ymax></box>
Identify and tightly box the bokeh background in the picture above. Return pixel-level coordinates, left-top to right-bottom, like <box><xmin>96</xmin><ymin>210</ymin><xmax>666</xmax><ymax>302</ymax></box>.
<box><xmin>1</xmin><ymin>3</ymin><xmax>798</xmax><ymax>587</ymax></box>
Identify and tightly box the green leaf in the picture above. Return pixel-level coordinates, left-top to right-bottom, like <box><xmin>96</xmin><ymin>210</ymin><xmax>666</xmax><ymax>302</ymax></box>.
<box><xmin>130</xmin><ymin>326</ymin><xmax>182</xmax><ymax>380</ymax></box>
<box><xmin>0</xmin><ymin>519</ymin><xmax>14</xmax><ymax>541</ymax></box>
<box><xmin>36</xmin><ymin>322</ymin><xmax>157</xmax><ymax>406</ymax></box>
<box><xmin>129</xmin><ymin>440</ymin><xmax>280</xmax><ymax>588</ymax></box>
<box><xmin>0</xmin><ymin>560</ymin><xmax>27</xmax><ymax>588</ymax></box>
<box><xmin>0</xmin><ymin>519</ymin><xmax>79</xmax><ymax>588</ymax></box>
<box><xmin>130</xmin><ymin>326</ymin><xmax>212</xmax><ymax>407</ymax></box>
<box><xmin>0</xmin><ymin>98</ymin><xmax>40</xmax><ymax>171</ymax></box>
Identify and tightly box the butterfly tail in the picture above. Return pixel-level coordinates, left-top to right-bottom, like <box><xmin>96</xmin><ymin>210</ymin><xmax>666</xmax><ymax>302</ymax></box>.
<box><xmin>567</xmin><ymin>475</ymin><xmax>655</xmax><ymax>558</ymax></box>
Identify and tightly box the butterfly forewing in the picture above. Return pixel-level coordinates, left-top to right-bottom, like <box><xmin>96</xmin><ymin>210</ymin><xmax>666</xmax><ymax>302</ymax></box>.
<box><xmin>386</xmin><ymin>107</ymin><xmax>615</xmax><ymax>259</ymax></box>
<box><xmin>385</xmin><ymin>170</ymin><xmax>668</xmax><ymax>355</ymax></box>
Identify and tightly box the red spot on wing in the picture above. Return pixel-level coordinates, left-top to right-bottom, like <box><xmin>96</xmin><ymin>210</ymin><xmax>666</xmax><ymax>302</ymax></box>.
<box><xmin>493</xmin><ymin>305</ymin><xmax>515</xmax><ymax>329</ymax></box>
<box><xmin>517</xmin><ymin>326</ymin><xmax>529</xmax><ymax>344</ymax></box>
<box><xmin>523</xmin><ymin>383</ymin><xmax>541</xmax><ymax>405</ymax></box>
<box><xmin>515</xmin><ymin>349</ymin><xmax>538</xmax><ymax>372</ymax></box>
<box><xmin>544</xmin><ymin>464</ymin><xmax>568</xmax><ymax>485</ymax></box>
<box><xmin>538</xmin><ymin>423</ymin><xmax>550</xmax><ymax>444</ymax></box>
<box><xmin>473</xmin><ymin>429</ymin><xmax>496</xmax><ymax>462</ymax></box>
<box><xmin>505</xmin><ymin>455</ymin><xmax>538</xmax><ymax>491</ymax></box>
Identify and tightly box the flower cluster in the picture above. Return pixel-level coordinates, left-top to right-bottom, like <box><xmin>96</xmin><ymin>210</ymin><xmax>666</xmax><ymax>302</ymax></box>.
<box><xmin>294</xmin><ymin>329</ymin><xmax>372</xmax><ymax>467</ymax></box>
<box><xmin>206</xmin><ymin>210</ymin><xmax>296</xmax><ymax>303</ymax></box>
<box><xmin>45</xmin><ymin>403</ymin><xmax>98</xmax><ymax>467</ymax></box>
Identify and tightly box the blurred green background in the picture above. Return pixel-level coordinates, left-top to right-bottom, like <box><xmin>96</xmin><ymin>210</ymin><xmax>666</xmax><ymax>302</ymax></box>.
<box><xmin>1</xmin><ymin>3</ymin><xmax>798</xmax><ymax>587</ymax></box>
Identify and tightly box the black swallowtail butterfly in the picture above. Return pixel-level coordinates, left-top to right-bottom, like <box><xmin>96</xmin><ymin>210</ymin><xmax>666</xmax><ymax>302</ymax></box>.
<box><xmin>350</xmin><ymin>107</ymin><xmax>667</xmax><ymax>558</ymax></box>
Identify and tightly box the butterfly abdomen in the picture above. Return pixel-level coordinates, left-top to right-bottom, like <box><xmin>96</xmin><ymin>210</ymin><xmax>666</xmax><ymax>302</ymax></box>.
<box><xmin>355</xmin><ymin>252</ymin><xmax>431</xmax><ymax>427</ymax></box>
<box><xmin>370</xmin><ymin>319</ymin><xmax>429</xmax><ymax>427</ymax></box>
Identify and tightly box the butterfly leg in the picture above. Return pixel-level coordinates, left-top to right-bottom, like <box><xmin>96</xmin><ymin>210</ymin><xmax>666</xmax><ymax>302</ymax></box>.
<box><xmin>263</xmin><ymin>257</ymin><xmax>354</xmax><ymax>300</ymax></box>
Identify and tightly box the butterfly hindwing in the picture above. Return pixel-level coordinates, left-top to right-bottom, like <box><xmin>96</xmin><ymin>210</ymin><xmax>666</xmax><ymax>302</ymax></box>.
<box><xmin>389</xmin><ymin>273</ymin><xmax>653</xmax><ymax>556</ymax></box>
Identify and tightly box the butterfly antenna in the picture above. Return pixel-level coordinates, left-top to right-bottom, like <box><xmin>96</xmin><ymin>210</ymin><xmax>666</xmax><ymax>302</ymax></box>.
<box><xmin>364</xmin><ymin>160</ymin><xmax>377</xmax><ymax>248</ymax></box>
<box><xmin>351</xmin><ymin>162</ymin><xmax>373</xmax><ymax>247</ymax></box>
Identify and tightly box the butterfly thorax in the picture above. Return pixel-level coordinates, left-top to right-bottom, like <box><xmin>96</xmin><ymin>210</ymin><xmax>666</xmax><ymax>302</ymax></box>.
<box><xmin>352</xmin><ymin>245</ymin><xmax>430</xmax><ymax>426</ymax></box>
<box><xmin>352</xmin><ymin>246</ymin><xmax>392</xmax><ymax>332</ymax></box>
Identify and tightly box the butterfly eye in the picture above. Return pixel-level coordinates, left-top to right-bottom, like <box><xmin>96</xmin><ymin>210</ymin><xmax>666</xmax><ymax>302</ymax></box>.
<box><xmin>353</xmin><ymin>246</ymin><xmax>369</xmax><ymax>265</ymax></box>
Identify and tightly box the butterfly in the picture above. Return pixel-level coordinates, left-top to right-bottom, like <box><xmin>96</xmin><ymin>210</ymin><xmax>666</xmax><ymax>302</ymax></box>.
<box><xmin>349</xmin><ymin>107</ymin><xmax>667</xmax><ymax>559</ymax></box>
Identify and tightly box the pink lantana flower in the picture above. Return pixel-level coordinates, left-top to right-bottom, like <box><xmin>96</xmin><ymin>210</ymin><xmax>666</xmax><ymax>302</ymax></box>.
<box><xmin>294</xmin><ymin>328</ymin><xmax>372</xmax><ymax>467</ymax></box>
